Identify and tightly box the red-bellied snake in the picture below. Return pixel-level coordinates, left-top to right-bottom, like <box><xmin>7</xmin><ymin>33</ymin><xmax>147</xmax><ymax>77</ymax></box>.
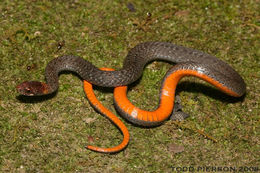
<box><xmin>16</xmin><ymin>42</ymin><xmax>246</xmax><ymax>153</ymax></box>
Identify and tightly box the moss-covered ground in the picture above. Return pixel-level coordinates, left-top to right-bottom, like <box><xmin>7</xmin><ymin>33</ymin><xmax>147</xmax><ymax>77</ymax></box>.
<box><xmin>0</xmin><ymin>0</ymin><xmax>259</xmax><ymax>172</ymax></box>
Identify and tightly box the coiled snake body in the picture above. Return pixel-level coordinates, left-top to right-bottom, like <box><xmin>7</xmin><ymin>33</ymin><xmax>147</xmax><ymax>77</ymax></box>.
<box><xmin>16</xmin><ymin>41</ymin><xmax>246</xmax><ymax>153</ymax></box>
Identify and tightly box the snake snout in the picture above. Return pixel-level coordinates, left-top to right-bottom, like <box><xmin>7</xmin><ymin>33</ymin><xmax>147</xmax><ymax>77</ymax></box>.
<box><xmin>16</xmin><ymin>81</ymin><xmax>48</xmax><ymax>96</ymax></box>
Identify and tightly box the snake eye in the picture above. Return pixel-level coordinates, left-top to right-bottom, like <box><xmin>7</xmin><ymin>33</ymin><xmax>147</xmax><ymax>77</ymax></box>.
<box><xmin>25</xmin><ymin>88</ymin><xmax>31</xmax><ymax>93</ymax></box>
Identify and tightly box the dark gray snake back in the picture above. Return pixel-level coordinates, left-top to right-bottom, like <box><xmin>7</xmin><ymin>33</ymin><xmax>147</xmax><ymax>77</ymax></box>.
<box><xmin>45</xmin><ymin>42</ymin><xmax>246</xmax><ymax>96</ymax></box>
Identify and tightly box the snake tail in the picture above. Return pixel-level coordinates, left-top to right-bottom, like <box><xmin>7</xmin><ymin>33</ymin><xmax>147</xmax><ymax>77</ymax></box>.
<box><xmin>83</xmin><ymin>68</ymin><xmax>130</xmax><ymax>153</ymax></box>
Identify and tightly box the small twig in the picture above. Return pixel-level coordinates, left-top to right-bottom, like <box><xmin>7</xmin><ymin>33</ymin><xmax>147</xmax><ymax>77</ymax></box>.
<box><xmin>243</xmin><ymin>23</ymin><xmax>260</xmax><ymax>30</ymax></box>
<box><xmin>172</xmin><ymin>121</ymin><xmax>218</xmax><ymax>143</ymax></box>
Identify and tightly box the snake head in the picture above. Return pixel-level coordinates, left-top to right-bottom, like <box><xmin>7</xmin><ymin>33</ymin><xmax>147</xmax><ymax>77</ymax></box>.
<box><xmin>16</xmin><ymin>81</ymin><xmax>48</xmax><ymax>96</ymax></box>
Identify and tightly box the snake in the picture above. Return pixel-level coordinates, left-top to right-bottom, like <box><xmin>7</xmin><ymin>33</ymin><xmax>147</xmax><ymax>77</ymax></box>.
<box><xmin>16</xmin><ymin>41</ymin><xmax>246</xmax><ymax>152</ymax></box>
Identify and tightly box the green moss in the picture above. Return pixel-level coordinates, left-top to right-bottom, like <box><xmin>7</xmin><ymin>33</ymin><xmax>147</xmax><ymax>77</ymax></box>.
<box><xmin>0</xmin><ymin>0</ymin><xmax>259</xmax><ymax>172</ymax></box>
